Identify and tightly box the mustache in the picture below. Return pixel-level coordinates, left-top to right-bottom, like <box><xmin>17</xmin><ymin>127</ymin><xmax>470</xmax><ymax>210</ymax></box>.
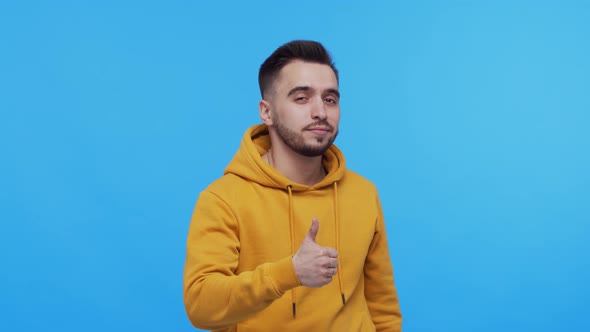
<box><xmin>303</xmin><ymin>121</ymin><xmax>334</xmax><ymax>131</ymax></box>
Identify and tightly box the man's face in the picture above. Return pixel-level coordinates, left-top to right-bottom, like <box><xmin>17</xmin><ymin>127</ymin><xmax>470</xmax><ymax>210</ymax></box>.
<box><xmin>266</xmin><ymin>60</ymin><xmax>340</xmax><ymax>157</ymax></box>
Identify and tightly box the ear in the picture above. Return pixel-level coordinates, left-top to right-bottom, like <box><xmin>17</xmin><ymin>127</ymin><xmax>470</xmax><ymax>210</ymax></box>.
<box><xmin>259</xmin><ymin>99</ymin><xmax>273</xmax><ymax>125</ymax></box>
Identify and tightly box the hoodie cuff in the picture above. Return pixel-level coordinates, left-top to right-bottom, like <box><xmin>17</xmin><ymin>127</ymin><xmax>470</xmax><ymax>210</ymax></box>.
<box><xmin>267</xmin><ymin>256</ymin><xmax>301</xmax><ymax>295</ymax></box>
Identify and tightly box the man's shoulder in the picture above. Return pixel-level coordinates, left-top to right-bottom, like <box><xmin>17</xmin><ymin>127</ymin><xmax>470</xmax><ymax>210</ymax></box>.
<box><xmin>202</xmin><ymin>173</ymin><xmax>249</xmax><ymax>196</ymax></box>
<box><xmin>341</xmin><ymin>169</ymin><xmax>378</xmax><ymax>191</ymax></box>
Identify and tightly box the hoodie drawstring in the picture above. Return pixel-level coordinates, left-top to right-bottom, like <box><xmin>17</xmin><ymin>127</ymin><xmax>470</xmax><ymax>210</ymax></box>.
<box><xmin>287</xmin><ymin>185</ymin><xmax>297</xmax><ymax>318</ymax></box>
<box><xmin>333</xmin><ymin>181</ymin><xmax>345</xmax><ymax>305</ymax></box>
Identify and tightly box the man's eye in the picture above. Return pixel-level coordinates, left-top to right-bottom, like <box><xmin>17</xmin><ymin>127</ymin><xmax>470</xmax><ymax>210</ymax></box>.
<box><xmin>295</xmin><ymin>97</ymin><xmax>307</xmax><ymax>102</ymax></box>
<box><xmin>325</xmin><ymin>97</ymin><xmax>337</xmax><ymax>104</ymax></box>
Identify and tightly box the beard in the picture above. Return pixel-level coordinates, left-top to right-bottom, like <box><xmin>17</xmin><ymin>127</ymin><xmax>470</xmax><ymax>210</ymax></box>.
<box><xmin>272</xmin><ymin>112</ymin><xmax>338</xmax><ymax>157</ymax></box>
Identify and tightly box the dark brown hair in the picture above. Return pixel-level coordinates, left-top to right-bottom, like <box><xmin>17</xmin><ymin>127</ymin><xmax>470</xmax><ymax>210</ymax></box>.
<box><xmin>258</xmin><ymin>40</ymin><xmax>338</xmax><ymax>98</ymax></box>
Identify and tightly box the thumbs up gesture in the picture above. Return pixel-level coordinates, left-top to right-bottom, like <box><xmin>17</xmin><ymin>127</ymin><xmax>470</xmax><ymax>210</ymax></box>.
<box><xmin>292</xmin><ymin>217</ymin><xmax>339</xmax><ymax>287</ymax></box>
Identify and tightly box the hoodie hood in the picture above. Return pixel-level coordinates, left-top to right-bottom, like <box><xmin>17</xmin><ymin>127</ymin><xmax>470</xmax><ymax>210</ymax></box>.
<box><xmin>224</xmin><ymin>124</ymin><xmax>346</xmax><ymax>191</ymax></box>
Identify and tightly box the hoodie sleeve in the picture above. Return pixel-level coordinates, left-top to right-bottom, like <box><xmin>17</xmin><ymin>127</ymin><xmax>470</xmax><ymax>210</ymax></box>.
<box><xmin>183</xmin><ymin>190</ymin><xmax>301</xmax><ymax>330</ymax></box>
<box><xmin>364</xmin><ymin>194</ymin><xmax>403</xmax><ymax>332</ymax></box>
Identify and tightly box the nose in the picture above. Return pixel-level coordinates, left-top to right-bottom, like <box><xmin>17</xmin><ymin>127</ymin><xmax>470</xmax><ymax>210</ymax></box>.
<box><xmin>311</xmin><ymin>98</ymin><xmax>327</xmax><ymax>120</ymax></box>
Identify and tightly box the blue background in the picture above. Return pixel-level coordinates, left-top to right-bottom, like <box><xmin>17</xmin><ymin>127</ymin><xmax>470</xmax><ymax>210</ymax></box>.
<box><xmin>1</xmin><ymin>1</ymin><xmax>589</xmax><ymax>331</ymax></box>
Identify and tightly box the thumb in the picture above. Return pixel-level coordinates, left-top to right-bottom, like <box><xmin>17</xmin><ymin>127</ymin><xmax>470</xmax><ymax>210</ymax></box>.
<box><xmin>306</xmin><ymin>217</ymin><xmax>320</xmax><ymax>243</ymax></box>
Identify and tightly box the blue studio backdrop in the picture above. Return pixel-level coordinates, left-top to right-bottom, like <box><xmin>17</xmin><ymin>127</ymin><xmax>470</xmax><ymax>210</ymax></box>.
<box><xmin>1</xmin><ymin>1</ymin><xmax>589</xmax><ymax>331</ymax></box>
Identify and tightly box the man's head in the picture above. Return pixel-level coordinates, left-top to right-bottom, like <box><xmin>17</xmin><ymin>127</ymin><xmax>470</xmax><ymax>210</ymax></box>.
<box><xmin>258</xmin><ymin>40</ymin><xmax>340</xmax><ymax>157</ymax></box>
<box><xmin>258</xmin><ymin>40</ymin><xmax>339</xmax><ymax>99</ymax></box>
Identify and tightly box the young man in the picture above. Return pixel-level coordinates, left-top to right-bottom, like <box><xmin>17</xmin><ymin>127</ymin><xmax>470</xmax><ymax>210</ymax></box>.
<box><xmin>184</xmin><ymin>40</ymin><xmax>402</xmax><ymax>331</ymax></box>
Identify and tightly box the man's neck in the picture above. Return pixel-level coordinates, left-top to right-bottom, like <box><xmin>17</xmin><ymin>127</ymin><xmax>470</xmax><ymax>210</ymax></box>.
<box><xmin>263</xmin><ymin>141</ymin><xmax>326</xmax><ymax>187</ymax></box>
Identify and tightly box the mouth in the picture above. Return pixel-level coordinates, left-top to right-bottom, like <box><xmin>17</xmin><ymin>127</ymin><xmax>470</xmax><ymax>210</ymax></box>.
<box><xmin>306</xmin><ymin>127</ymin><xmax>331</xmax><ymax>135</ymax></box>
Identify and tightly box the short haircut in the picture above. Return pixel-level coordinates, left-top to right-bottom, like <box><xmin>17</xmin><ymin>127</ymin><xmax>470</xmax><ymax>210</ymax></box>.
<box><xmin>258</xmin><ymin>40</ymin><xmax>338</xmax><ymax>98</ymax></box>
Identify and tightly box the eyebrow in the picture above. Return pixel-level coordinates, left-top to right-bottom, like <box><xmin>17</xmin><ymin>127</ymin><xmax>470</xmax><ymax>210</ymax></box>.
<box><xmin>287</xmin><ymin>86</ymin><xmax>340</xmax><ymax>99</ymax></box>
<box><xmin>325</xmin><ymin>88</ymin><xmax>340</xmax><ymax>99</ymax></box>
<box><xmin>287</xmin><ymin>86</ymin><xmax>311</xmax><ymax>97</ymax></box>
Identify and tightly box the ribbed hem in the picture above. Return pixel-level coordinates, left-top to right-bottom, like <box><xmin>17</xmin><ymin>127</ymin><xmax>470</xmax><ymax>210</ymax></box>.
<box><xmin>267</xmin><ymin>256</ymin><xmax>301</xmax><ymax>295</ymax></box>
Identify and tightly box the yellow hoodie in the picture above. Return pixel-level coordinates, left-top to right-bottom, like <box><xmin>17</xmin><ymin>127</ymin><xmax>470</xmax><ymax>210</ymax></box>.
<box><xmin>184</xmin><ymin>125</ymin><xmax>402</xmax><ymax>332</ymax></box>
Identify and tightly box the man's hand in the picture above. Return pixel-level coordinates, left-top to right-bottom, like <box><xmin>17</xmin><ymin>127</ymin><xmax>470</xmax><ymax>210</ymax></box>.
<box><xmin>292</xmin><ymin>217</ymin><xmax>339</xmax><ymax>287</ymax></box>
